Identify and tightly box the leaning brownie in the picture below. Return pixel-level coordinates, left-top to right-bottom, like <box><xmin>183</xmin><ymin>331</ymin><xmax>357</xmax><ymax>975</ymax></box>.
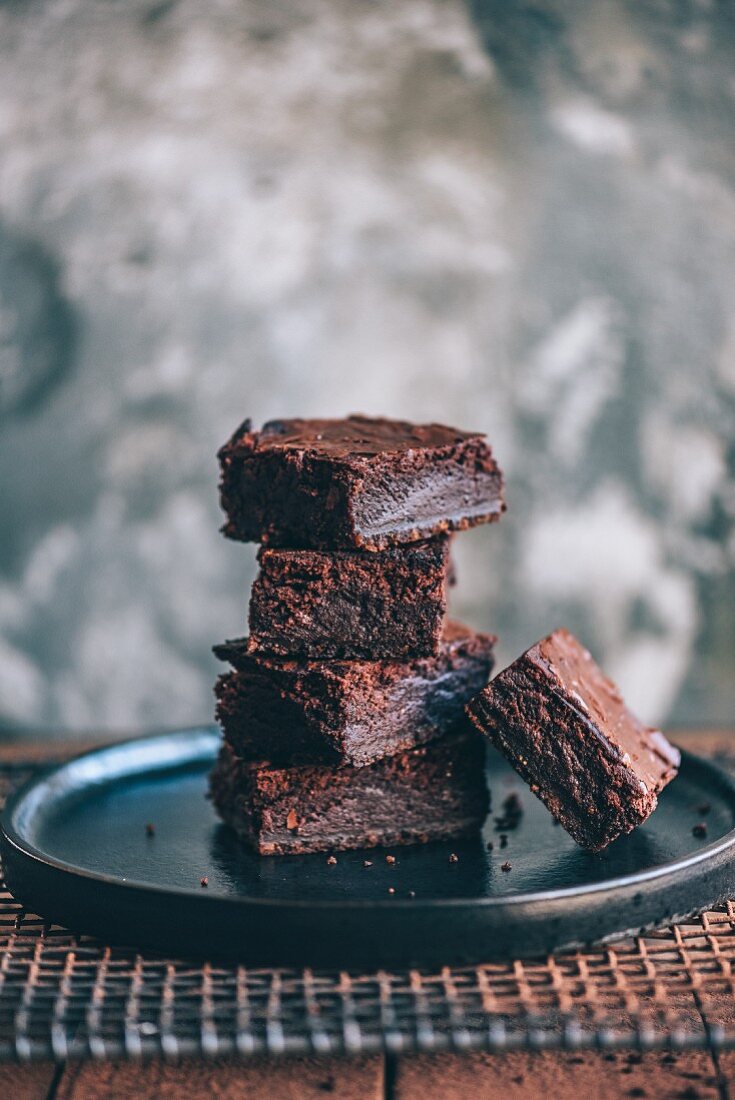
<box><xmin>215</xmin><ymin>621</ymin><xmax>496</xmax><ymax>767</ymax></box>
<box><xmin>247</xmin><ymin>538</ymin><xmax>449</xmax><ymax>659</ymax></box>
<box><xmin>465</xmin><ymin>628</ymin><xmax>680</xmax><ymax>852</ymax></box>
<box><xmin>219</xmin><ymin>415</ymin><xmax>505</xmax><ymax>550</ymax></box>
<box><xmin>209</xmin><ymin>730</ymin><xmax>488</xmax><ymax>855</ymax></box>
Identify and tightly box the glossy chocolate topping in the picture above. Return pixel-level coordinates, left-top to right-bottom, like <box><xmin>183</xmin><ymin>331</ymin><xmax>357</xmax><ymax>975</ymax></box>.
<box><xmin>240</xmin><ymin>415</ymin><xmax>481</xmax><ymax>457</ymax></box>
<box><xmin>532</xmin><ymin>628</ymin><xmax>680</xmax><ymax>791</ymax></box>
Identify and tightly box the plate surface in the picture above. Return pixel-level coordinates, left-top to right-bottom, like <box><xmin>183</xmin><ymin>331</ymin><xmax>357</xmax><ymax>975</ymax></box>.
<box><xmin>2</xmin><ymin>728</ymin><xmax>735</xmax><ymax>968</ymax></box>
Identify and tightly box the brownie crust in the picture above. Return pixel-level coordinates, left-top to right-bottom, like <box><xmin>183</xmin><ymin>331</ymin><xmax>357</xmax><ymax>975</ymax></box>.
<box><xmin>465</xmin><ymin>628</ymin><xmax>680</xmax><ymax>852</ymax></box>
<box><xmin>215</xmin><ymin>620</ymin><xmax>496</xmax><ymax>768</ymax></box>
<box><xmin>209</xmin><ymin>730</ymin><xmax>489</xmax><ymax>855</ymax></box>
<box><xmin>218</xmin><ymin>415</ymin><xmax>505</xmax><ymax>550</ymax></box>
<box><xmin>247</xmin><ymin>538</ymin><xmax>449</xmax><ymax>660</ymax></box>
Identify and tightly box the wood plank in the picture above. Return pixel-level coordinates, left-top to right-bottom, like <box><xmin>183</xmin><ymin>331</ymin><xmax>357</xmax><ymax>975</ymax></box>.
<box><xmin>0</xmin><ymin>735</ymin><xmax>124</xmax><ymax>765</ymax></box>
<box><xmin>393</xmin><ymin>1050</ymin><xmax>721</xmax><ymax>1100</ymax></box>
<box><xmin>55</xmin><ymin>1055</ymin><xmax>383</xmax><ymax>1100</ymax></box>
<box><xmin>674</xmin><ymin>728</ymin><xmax>735</xmax><ymax>761</ymax></box>
<box><xmin>0</xmin><ymin>1064</ymin><xmax>58</xmax><ymax>1100</ymax></box>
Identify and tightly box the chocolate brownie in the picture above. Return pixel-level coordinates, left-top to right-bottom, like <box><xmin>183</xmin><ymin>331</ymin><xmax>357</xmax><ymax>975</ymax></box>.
<box><xmin>247</xmin><ymin>538</ymin><xmax>449</xmax><ymax>659</ymax></box>
<box><xmin>214</xmin><ymin>621</ymin><xmax>496</xmax><ymax>767</ymax></box>
<box><xmin>218</xmin><ymin>415</ymin><xmax>505</xmax><ymax>550</ymax></box>
<box><xmin>209</xmin><ymin>730</ymin><xmax>489</xmax><ymax>855</ymax></box>
<box><xmin>466</xmin><ymin>628</ymin><xmax>680</xmax><ymax>851</ymax></box>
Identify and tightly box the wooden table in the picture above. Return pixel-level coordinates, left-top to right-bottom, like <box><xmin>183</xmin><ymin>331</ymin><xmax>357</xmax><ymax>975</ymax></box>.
<box><xmin>3</xmin><ymin>730</ymin><xmax>735</xmax><ymax>1100</ymax></box>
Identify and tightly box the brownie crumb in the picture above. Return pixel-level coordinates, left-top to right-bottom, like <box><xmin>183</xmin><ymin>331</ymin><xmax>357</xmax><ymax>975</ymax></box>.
<box><xmin>448</xmin><ymin>853</ymin><xmax>459</xmax><ymax>864</ymax></box>
<box><xmin>363</xmin><ymin>860</ymin><xmax>373</xmax><ymax>868</ymax></box>
<box><xmin>493</xmin><ymin>792</ymin><xmax>524</xmax><ymax>831</ymax></box>
<box><xmin>693</xmin><ymin>823</ymin><xmax>708</xmax><ymax>838</ymax></box>
<box><xmin>326</xmin><ymin>855</ymin><xmax>338</xmax><ymax>865</ymax></box>
<box><xmin>486</xmin><ymin>841</ymin><xmax>494</xmax><ymax>851</ymax></box>
<box><xmin>145</xmin><ymin>823</ymin><xmax>156</xmax><ymax>837</ymax></box>
<box><xmin>385</xmin><ymin>855</ymin><xmax>396</xmax><ymax>865</ymax></box>
<box><xmin>499</xmin><ymin>834</ymin><xmax>508</xmax><ymax>848</ymax></box>
<box><xmin>697</xmin><ymin>802</ymin><xmax>711</xmax><ymax>815</ymax></box>
<box><xmin>501</xmin><ymin>861</ymin><xmax>512</xmax><ymax>872</ymax></box>
<box><xmin>200</xmin><ymin>876</ymin><xmax>208</xmax><ymax>887</ymax></box>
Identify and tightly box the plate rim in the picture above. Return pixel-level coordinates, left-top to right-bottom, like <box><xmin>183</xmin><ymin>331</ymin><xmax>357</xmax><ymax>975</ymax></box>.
<box><xmin>2</xmin><ymin>726</ymin><xmax>735</xmax><ymax>913</ymax></box>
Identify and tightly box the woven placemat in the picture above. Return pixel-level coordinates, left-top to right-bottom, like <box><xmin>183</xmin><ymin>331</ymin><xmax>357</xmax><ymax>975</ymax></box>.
<box><xmin>2</xmin><ymin>759</ymin><xmax>735</xmax><ymax>1063</ymax></box>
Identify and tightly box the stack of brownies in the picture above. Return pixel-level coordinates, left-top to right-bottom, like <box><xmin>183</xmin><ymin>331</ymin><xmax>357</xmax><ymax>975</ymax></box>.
<box><xmin>209</xmin><ymin>415</ymin><xmax>505</xmax><ymax>856</ymax></box>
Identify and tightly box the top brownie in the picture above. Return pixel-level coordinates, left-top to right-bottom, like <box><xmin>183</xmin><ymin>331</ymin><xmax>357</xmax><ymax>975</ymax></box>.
<box><xmin>218</xmin><ymin>415</ymin><xmax>505</xmax><ymax>549</ymax></box>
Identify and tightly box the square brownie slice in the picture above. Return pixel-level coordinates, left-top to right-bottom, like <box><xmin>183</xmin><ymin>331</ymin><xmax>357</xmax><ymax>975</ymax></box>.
<box><xmin>215</xmin><ymin>621</ymin><xmax>496</xmax><ymax>768</ymax></box>
<box><xmin>247</xmin><ymin>538</ymin><xmax>449</xmax><ymax>659</ymax></box>
<box><xmin>209</xmin><ymin>730</ymin><xmax>488</xmax><ymax>855</ymax></box>
<box><xmin>465</xmin><ymin>628</ymin><xmax>680</xmax><ymax>852</ymax></box>
<box><xmin>218</xmin><ymin>415</ymin><xmax>505</xmax><ymax>550</ymax></box>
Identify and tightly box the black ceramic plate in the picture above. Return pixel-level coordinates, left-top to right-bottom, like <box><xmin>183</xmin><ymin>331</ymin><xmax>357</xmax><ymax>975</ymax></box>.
<box><xmin>2</xmin><ymin>728</ymin><xmax>734</xmax><ymax>969</ymax></box>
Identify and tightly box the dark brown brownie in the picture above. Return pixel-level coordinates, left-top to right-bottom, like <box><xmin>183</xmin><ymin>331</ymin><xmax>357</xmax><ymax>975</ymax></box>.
<box><xmin>218</xmin><ymin>415</ymin><xmax>505</xmax><ymax>550</ymax></box>
<box><xmin>209</xmin><ymin>730</ymin><xmax>489</xmax><ymax>855</ymax></box>
<box><xmin>465</xmin><ymin>628</ymin><xmax>680</xmax><ymax>852</ymax></box>
<box><xmin>247</xmin><ymin>538</ymin><xmax>449</xmax><ymax>659</ymax></box>
<box><xmin>214</xmin><ymin>621</ymin><xmax>496</xmax><ymax>767</ymax></box>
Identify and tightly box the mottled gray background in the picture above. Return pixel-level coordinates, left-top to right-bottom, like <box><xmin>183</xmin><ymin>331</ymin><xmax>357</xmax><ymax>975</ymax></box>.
<box><xmin>0</xmin><ymin>0</ymin><xmax>733</xmax><ymax>737</ymax></box>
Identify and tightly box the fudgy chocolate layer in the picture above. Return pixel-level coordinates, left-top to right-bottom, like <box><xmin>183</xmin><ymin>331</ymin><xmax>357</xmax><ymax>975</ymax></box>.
<box><xmin>209</xmin><ymin>730</ymin><xmax>489</xmax><ymax>855</ymax></box>
<box><xmin>219</xmin><ymin>415</ymin><xmax>505</xmax><ymax>550</ymax></box>
<box><xmin>215</xmin><ymin>621</ymin><xmax>496</xmax><ymax>767</ymax></box>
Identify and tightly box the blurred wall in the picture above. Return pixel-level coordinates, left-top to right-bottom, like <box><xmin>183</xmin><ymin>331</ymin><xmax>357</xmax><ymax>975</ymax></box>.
<box><xmin>0</xmin><ymin>0</ymin><xmax>733</xmax><ymax>735</ymax></box>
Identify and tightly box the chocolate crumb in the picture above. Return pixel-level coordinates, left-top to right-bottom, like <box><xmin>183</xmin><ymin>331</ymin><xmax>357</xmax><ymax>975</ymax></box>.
<box><xmin>486</xmin><ymin>841</ymin><xmax>494</xmax><ymax>851</ymax></box>
<box><xmin>493</xmin><ymin>792</ymin><xmax>524</xmax><ymax>831</ymax></box>
<box><xmin>448</xmin><ymin>853</ymin><xmax>459</xmax><ymax>864</ymax></box>
<box><xmin>200</xmin><ymin>876</ymin><xmax>208</xmax><ymax>887</ymax></box>
<box><xmin>145</xmin><ymin>823</ymin><xmax>156</xmax><ymax>837</ymax></box>
<box><xmin>693</xmin><ymin>823</ymin><xmax>708</xmax><ymax>838</ymax></box>
<box><xmin>326</xmin><ymin>855</ymin><xmax>338</xmax><ymax>865</ymax></box>
<box><xmin>697</xmin><ymin>802</ymin><xmax>711</xmax><ymax>815</ymax></box>
<box><xmin>500</xmin><ymin>834</ymin><xmax>508</xmax><ymax>848</ymax></box>
<box><xmin>501</xmin><ymin>861</ymin><xmax>512</xmax><ymax>872</ymax></box>
<box><xmin>363</xmin><ymin>860</ymin><xmax>373</xmax><ymax>868</ymax></box>
<box><xmin>385</xmin><ymin>855</ymin><xmax>396</xmax><ymax>865</ymax></box>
